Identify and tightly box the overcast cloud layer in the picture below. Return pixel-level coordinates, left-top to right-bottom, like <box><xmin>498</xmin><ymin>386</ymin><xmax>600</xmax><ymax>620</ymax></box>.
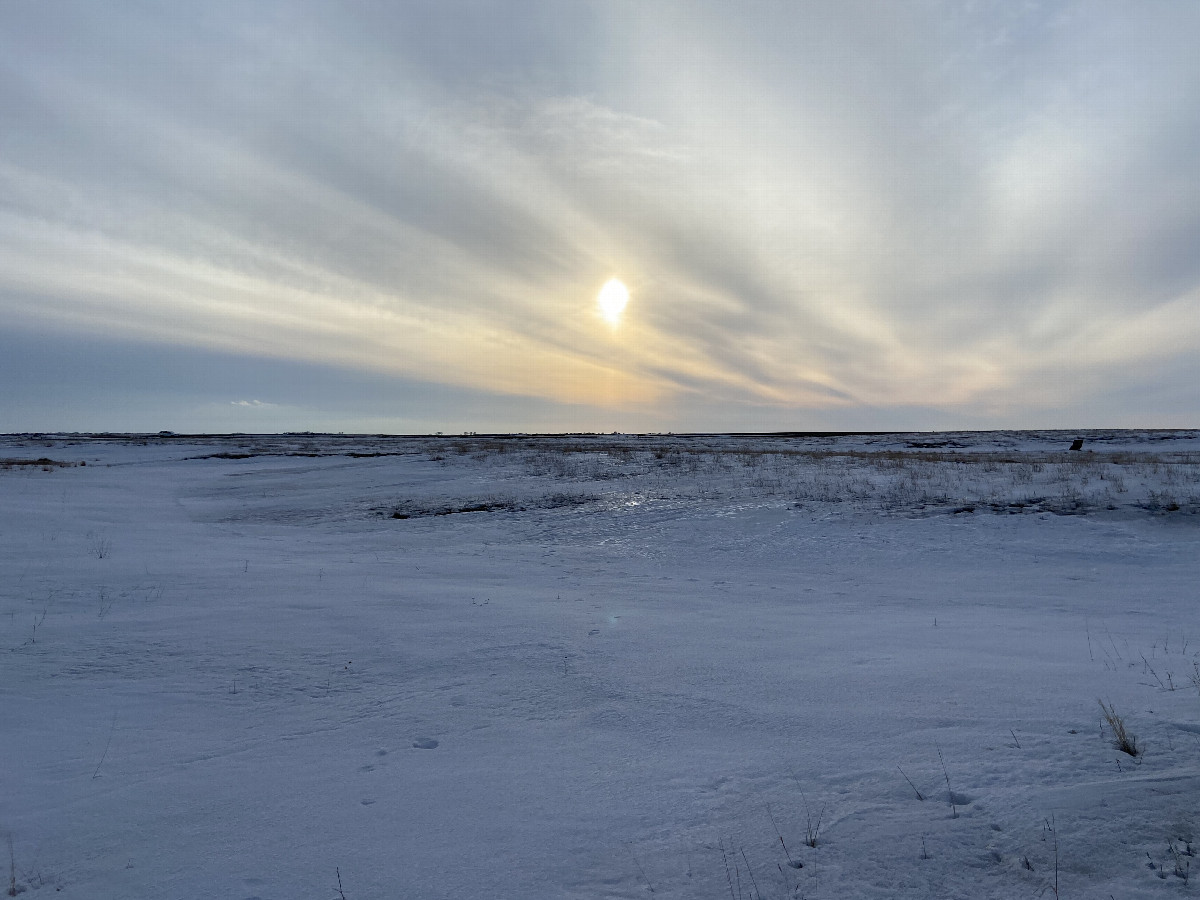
<box><xmin>2</xmin><ymin>1</ymin><xmax>1198</xmax><ymax>432</ymax></box>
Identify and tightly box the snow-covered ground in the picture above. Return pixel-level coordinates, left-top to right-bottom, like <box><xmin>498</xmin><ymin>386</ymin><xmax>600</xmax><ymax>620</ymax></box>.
<box><xmin>2</xmin><ymin>430</ymin><xmax>1199</xmax><ymax>899</ymax></box>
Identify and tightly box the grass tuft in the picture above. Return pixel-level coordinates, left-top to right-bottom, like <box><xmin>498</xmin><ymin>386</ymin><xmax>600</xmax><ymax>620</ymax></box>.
<box><xmin>1098</xmin><ymin>700</ymin><xmax>1140</xmax><ymax>756</ymax></box>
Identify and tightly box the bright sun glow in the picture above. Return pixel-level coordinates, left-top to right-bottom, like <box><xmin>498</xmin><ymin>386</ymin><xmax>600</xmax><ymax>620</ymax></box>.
<box><xmin>597</xmin><ymin>279</ymin><xmax>629</xmax><ymax>325</ymax></box>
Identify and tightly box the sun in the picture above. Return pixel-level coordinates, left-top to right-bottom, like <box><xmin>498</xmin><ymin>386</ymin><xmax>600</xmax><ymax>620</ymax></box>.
<box><xmin>597</xmin><ymin>278</ymin><xmax>629</xmax><ymax>325</ymax></box>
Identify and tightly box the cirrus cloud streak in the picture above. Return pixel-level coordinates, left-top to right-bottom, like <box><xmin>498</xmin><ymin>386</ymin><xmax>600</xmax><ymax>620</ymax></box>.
<box><xmin>2</xmin><ymin>0</ymin><xmax>1199</xmax><ymax>429</ymax></box>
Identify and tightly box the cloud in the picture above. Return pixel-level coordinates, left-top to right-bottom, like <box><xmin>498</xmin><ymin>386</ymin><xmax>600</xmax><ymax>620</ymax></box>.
<box><xmin>1</xmin><ymin>0</ymin><xmax>1199</xmax><ymax>429</ymax></box>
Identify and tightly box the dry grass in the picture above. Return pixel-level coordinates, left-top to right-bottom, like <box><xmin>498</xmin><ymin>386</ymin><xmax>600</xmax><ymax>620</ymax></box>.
<box><xmin>1098</xmin><ymin>700</ymin><xmax>1141</xmax><ymax>757</ymax></box>
<box><xmin>382</xmin><ymin>436</ymin><xmax>1200</xmax><ymax>520</ymax></box>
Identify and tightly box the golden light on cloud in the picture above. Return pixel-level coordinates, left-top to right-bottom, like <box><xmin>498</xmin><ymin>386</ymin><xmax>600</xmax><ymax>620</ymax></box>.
<box><xmin>597</xmin><ymin>278</ymin><xmax>629</xmax><ymax>325</ymax></box>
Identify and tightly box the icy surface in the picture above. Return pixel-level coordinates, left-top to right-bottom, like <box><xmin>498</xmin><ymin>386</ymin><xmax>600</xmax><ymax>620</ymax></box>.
<box><xmin>2</xmin><ymin>431</ymin><xmax>1199</xmax><ymax>898</ymax></box>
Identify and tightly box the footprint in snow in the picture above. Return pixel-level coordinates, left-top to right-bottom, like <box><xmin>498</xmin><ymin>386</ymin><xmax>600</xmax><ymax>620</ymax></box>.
<box><xmin>412</xmin><ymin>738</ymin><xmax>439</xmax><ymax>749</ymax></box>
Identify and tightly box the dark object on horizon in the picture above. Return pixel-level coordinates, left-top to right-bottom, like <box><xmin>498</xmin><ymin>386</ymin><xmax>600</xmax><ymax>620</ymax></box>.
<box><xmin>1069</xmin><ymin>438</ymin><xmax>1084</xmax><ymax>451</ymax></box>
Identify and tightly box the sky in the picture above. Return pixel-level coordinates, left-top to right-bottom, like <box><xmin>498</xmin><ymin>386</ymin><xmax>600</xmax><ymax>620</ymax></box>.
<box><xmin>2</xmin><ymin>0</ymin><xmax>1199</xmax><ymax>434</ymax></box>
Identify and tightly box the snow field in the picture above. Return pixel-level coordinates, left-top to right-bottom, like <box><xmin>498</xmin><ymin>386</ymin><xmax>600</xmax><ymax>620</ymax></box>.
<box><xmin>1</xmin><ymin>431</ymin><xmax>1198</xmax><ymax>898</ymax></box>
